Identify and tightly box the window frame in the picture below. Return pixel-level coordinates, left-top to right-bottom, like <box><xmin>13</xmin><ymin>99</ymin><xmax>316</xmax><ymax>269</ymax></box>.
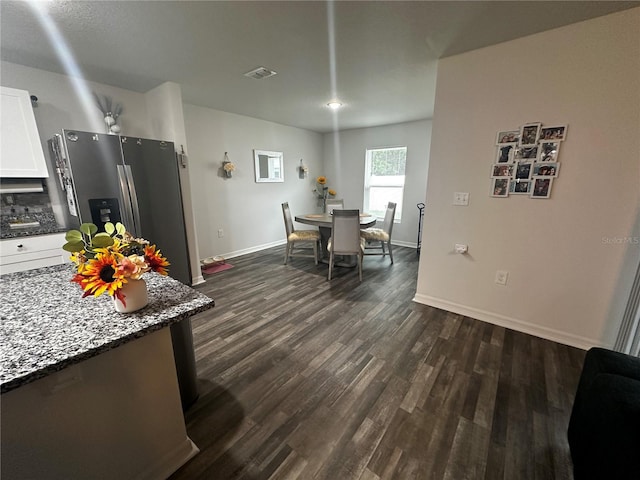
<box><xmin>363</xmin><ymin>146</ymin><xmax>407</xmax><ymax>222</ymax></box>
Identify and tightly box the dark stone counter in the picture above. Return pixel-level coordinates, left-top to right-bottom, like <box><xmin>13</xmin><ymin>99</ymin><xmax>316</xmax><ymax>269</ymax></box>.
<box><xmin>0</xmin><ymin>264</ymin><xmax>214</xmax><ymax>393</ymax></box>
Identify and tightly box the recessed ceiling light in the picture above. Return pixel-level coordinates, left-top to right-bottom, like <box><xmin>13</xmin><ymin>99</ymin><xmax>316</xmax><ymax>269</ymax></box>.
<box><xmin>327</xmin><ymin>101</ymin><xmax>343</xmax><ymax>110</ymax></box>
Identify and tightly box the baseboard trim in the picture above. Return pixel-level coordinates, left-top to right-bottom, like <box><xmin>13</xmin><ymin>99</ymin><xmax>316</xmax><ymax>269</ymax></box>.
<box><xmin>413</xmin><ymin>293</ymin><xmax>602</xmax><ymax>350</ymax></box>
<box><xmin>201</xmin><ymin>240</ymin><xmax>287</xmax><ymax>264</ymax></box>
<box><xmin>391</xmin><ymin>239</ymin><xmax>417</xmax><ymax>249</ymax></box>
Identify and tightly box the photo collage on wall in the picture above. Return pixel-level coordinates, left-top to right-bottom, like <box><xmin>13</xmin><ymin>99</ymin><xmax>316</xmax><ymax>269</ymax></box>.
<box><xmin>491</xmin><ymin>123</ymin><xmax>567</xmax><ymax>199</ymax></box>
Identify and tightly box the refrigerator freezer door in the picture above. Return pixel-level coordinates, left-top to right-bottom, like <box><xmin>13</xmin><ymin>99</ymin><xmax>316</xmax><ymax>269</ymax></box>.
<box><xmin>120</xmin><ymin>137</ymin><xmax>191</xmax><ymax>285</ymax></box>
<box><xmin>62</xmin><ymin>131</ymin><xmax>126</xmax><ymax>229</ymax></box>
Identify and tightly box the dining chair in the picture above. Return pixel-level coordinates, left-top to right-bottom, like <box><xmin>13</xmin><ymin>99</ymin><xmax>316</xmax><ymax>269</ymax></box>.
<box><xmin>281</xmin><ymin>202</ymin><xmax>320</xmax><ymax>265</ymax></box>
<box><xmin>360</xmin><ymin>202</ymin><xmax>397</xmax><ymax>264</ymax></box>
<box><xmin>327</xmin><ymin>209</ymin><xmax>365</xmax><ymax>281</ymax></box>
<box><xmin>324</xmin><ymin>198</ymin><xmax>344</xmax><ymax>214</ymax></box>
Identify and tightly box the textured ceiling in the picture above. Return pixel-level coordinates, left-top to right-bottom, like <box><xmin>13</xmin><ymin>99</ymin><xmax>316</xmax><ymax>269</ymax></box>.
<box><xmin>1</xmin><ymin>1</ymin><xmax>638</xmax><ymax>133</ymax></box>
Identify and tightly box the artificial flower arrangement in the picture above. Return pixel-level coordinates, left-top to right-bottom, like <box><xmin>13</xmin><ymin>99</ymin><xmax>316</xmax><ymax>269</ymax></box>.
<box><xmin>223</xmin><ymin>161</ymin><xmax>235</xmax><ymax>174</ymax></box>
<box><xmin>63</xmin><ymin>222</ymin><xmax>169</xmax><ymax>306</ymax></box>
<box><xmin>222</xmin><ymin>152</ymin><xmax>235</xmax><ymax>178</ymax></box>
<box><xmin>313</xmin><ymin>176</ymin><xmax>337</xmax><ymax>202</ymax></box>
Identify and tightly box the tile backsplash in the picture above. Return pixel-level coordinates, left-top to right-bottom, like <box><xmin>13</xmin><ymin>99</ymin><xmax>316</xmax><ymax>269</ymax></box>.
<box><xmin>0</xmin><ymin>190</ymin><xmax>63</xmax><ymax>238</ymax></box>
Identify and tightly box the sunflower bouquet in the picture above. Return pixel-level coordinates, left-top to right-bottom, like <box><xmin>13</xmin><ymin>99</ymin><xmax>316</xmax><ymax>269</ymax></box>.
<box><xmin>63</xmin><ymin>222</ymin><xmax>169</xmax><ymax>306</ymax></box>
<box><xmin>313</xmin><ymin>176</ymin><xmax>336</xmax><ymax>209</ymax></box>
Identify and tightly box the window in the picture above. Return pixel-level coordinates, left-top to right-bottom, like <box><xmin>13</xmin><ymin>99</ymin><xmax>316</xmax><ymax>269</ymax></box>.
<box><xmin>363</xmin><ymin>146</ymin><xmax>406</xmax><ymax>221</ymax></box>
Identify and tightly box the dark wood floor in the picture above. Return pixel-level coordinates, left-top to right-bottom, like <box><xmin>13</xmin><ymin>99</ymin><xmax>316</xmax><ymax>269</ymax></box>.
<box><xmin>169</xmin><ymin>245</ymin><xmax>585</xmax><ymax>480</ymax></box>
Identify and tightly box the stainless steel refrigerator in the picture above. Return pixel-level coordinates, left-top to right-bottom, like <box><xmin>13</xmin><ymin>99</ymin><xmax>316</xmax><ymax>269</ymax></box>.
<box><xmin>49</xmin><ymin>129</ymin><xmax>191</xmax><ymax>285</ymax></box>
<box><xmin>49</xmin><ymin>129</ymin><xmax>200</xmax><ymax>409</ymax></box>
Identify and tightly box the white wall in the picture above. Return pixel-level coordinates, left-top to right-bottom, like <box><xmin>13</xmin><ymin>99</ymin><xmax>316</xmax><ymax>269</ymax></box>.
<box><xmin>323</xmin><ymin>119</ymin><xmax>432</xmax><ymax>246</ymax></box>
<box><xmin>183</xmin><ymin>104</ymin><xmax>324</xmax><ymax>261</ymax></box>
<box><xmin>415</xmin><ymin>9</ymin><xmax>640</xmax><ymax>349</ymax></box>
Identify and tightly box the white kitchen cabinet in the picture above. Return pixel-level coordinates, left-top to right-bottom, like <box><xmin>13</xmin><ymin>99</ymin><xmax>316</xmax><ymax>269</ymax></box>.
<box><xmin>0</xmin><ymin>86</ymin><xmax>49</xmax><ymax>178</ymax></box>
<box><xmin>0</xmin><ymin>233</ymin><xmax>68</xmax><ymax>275</ymax></box>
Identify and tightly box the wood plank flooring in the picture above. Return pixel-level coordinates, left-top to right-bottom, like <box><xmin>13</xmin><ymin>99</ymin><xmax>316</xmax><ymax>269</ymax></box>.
<box><xmin>169</xmin><ymin>245</ymin><xmax>584</xmax><ymax>480</ymax></box>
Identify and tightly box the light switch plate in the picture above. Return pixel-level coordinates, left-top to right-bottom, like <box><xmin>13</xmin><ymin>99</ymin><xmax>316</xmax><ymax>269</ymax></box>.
<box><xmin>454</xmin><ymin>192</ymin><xmax>469</xmax><ymax>206</ymax></box>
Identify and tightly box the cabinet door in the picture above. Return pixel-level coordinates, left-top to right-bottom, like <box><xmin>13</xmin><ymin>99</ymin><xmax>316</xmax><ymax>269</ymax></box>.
<box><xmin>0</xmin><ymin>233</ymin><xmax>68</xmax><ymax>275</ymax></box>
<box><xmin>0</xmin><ymin>86</ymin><xmax>49</xmax><ymax>178</ymax></box>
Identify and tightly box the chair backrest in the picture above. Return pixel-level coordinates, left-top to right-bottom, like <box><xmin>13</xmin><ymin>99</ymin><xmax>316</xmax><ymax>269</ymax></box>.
<box><xmin>325</xmin><ymin>198</ymin><xmax>345</xmax><ymax>214</ymax></box>
<box><xmin>382</xmin><ymin>202</ymin><xmax>397</xmax><ymax>237</ymax></box>
<box><xmin>330</xmin><ymin>209</ymin><xmax>361</xmax><ymax>254</ymax></box>
<box><xmin>281</xmin><ymin>202</ymin><xmax>294</xmax><ymax>236</ymax></box>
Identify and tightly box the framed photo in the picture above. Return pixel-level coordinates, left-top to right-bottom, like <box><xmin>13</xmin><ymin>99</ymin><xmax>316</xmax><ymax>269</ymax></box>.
<box><xmin>539</xmin><ymin>141</ymin><xmax>561</xmax><ymax>162</ymax></box>
<box><xmin>509</xmin><ymin>179</ymin><xmax>532</xmax><ymax>195</ymax></box>
<box><xmin>496</xmin><ymin>130</ymin><xmax>519</xmax><ymax>145</ymax></box>
<box><xmin>531</xmin><ymin>178</ymin><xmax>553</xmax><ymax>198</ymax></box>
<box><xmin>491</xmin><ymin>164</ymin><xmax>514</xmax><ymax>178</ymax></box>
<box><xmin>514</xmin><ymin>145</ymin><xmax>539</xmax><ymax>161</ymax></box>
<box><xmin>540</xmin><ymin>125</ymin><xmax>568</xmax><ymax>141</ymax></box>
<box><xmin>496</xmin><ymin>144</ymin><xmax>516</xmax><ymax>163</ymax></box>
<box><xmin>491</xmin><ymin>178</ymin><xmax>510</xmax><ymax>197</ymax></box>
<box><xmin>532</xmin><ymin>162</ymin><xmax>560</xmax><ymax>177</ymax></box>
<box><xmin>520</xmin><ymin>123</ymin><xmax>541</xmax><ymax>146</ymax></box>
<box><xmin>515</xmin><ymin>162</ymin><xmax>533</xmax><ymax>180</ymax></box>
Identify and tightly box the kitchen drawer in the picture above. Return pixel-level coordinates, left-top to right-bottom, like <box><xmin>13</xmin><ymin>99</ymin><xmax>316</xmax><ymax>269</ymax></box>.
<box><xmin>0</xmin><ymin>233</ymin><xmax>69</xmax><ymax>274</ymax></box>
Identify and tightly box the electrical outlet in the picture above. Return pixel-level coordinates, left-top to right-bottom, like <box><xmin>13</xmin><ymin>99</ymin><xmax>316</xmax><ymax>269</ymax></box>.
<box><xmin>217</xmin><ymin>229</ymin><xmax>224</xmax><ymax>238</ymax></box>
<box><xmin>495</xmin><ymin>270</ymin><xmax>509</xmax><ymax>286</ymax></box>
<box><xmin>453</xmin><ymin>192</ymin><xmax>469</xmax><ymax>206</ymax></box>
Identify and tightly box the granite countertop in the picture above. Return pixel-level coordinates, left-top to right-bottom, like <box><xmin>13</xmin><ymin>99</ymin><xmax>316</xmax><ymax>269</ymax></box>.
<box><xmin>0</xmin><ymin>264</ymin><xmax>215</xmax><ymax>393</ymax></box>
<box><xmin>0</xmin><ymin>211</ymin><xmax>66</xmax><ymax>239</ymax></box>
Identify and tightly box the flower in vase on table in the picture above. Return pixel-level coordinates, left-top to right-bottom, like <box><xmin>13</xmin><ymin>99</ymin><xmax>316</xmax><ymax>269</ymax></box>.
<box><xmin>64</xmin><ymin>222</ymin><xmax>169</xmax><ymax>306</ymax></box>
<box><xmin>313</xmin><ymin>176</ymin><xmax>337</xmax><ymax>203</ymax></box>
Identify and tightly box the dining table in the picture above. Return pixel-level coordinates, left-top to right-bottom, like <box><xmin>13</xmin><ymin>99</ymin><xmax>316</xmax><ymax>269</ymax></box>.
<box><xmin>295</xmin><ymin>212</ymin><xmax>377</xmax><ymax>266</ymax></box>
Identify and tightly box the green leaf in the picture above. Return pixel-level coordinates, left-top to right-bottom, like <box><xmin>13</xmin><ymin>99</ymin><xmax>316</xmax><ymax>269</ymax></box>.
<box><xmin>91</xmin><ymin>234</ymin><xmax>114</xmax><ymax>248</ymax></box>
<box><xmin>80</xmin><ymin>223</ymin><xmax>98</xmax><ymax>236</ymax></box>
<box><xmin>104</xmin><ymin>222</ymin><xmax>115</xmax><ymax>235</ymax></box>
<box><xmin>63</xmin><ymin>241</ymin><xmax>85</xmax><ymax>253</ymax></box>
<box><xmin>115</xmin><ymin>222</ymin><xmax>126</xmax><ymax>235</ymax></box>
<box><xmin>65</xmin><ymin>230</ymin><xmax>83</xmax><ymax>242</ymax></box>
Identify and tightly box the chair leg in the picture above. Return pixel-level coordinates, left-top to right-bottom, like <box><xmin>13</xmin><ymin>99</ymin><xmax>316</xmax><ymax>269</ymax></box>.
<box><xmin>381</xmin><ymin>241</ymin><xmax>386</xmax><ymax>256</ymax></box>
<box><xmin>284</xmin><ymin>242</ymin><xmax>290</xmax><ymax>264</ymax></box>
<box><xmin>358</xmin><ymin>253</ymin><xmax>363</xmax><ymax>281</ymax></box>
<box><xmin>387</xmin><ymin>241</ymin><xmax>394</xmax><ymax>264</ymax></box>
<box><xmin>313</xmin><ymin>240</ymin><xmax>319</xmax><ymax>265</ymax></box>
<box><xmin>328</xmin><ymin>251</ymin><xmax>334</xmax><ymax>280</ymax></box>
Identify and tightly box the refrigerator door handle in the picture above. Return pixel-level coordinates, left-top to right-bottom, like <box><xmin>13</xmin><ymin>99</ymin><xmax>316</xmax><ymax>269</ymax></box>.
<box><xmin>117</xmin><ymin>165</ymin><xmax>136</xmax><ymax>232</ymax></box>
<box><xmin>124</xmin><ymin>164</ymin><xmax>142</xmax><ymax>237</ymax></box>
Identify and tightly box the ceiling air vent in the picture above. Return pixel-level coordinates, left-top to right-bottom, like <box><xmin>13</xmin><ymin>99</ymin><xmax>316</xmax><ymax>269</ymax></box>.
<box><xmin>243</xmin><ymin>66</ymin><xmax>277</xmax><ymax>80</ymax></box>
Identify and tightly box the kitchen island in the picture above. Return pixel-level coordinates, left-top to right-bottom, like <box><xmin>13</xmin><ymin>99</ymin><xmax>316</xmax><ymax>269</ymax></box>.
<box><xmin>0</xmin><ymin>264</ymin><xmax>214</xmax><ymax>480</ymax></box>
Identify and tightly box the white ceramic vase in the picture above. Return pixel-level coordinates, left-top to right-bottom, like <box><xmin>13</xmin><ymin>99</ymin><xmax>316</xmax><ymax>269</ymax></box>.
<box><xmin>114</xmin><ymin>279</ymin><xmax>149</xmax><ymax>313</ymax></box>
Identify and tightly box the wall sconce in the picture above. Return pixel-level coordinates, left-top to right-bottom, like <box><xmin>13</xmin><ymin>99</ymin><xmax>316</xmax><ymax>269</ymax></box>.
<box><xmin>298</xmin><ymin>159</ymin><xmax>309</xmax><ymax>179</ymax></box>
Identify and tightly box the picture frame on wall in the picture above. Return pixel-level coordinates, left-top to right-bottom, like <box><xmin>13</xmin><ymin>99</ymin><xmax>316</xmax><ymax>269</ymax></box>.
<box><xmin>496</xmin><ymin>130</ymin><xmax>520</xmax><ymax>145</ymax></box>
<box><xmin>491</xmin><ymin>178</ymin><xmax>510</xmax><ymax>197</ymax></box>
<box><xmin>514</xmin><ymin>145</ymin><xmax>539</xmax><ymax>161</ymax></box>
<box><xmin>519</xmin><ymin>123</ymin><xmax>542</xmax><ymax>146</ymax></box>
<box><xmin>491</xmin><ymin>164</ymin><xmax>514</xmax><ymax>178</ymax></box>
<box><xmin>540</xmin><ymin>125</ymin><xmax>568</xmax><ymax>141</ymax></box>
<box><xmin>539</xmin><ymin>141</ymin><xmax>561</xmax><ymax>162</ymax></box>
<box><xmin>533</xmin><ymin>162</ymin><xmax>560</xmax><ymax>177</ymax></box>
<box><xmin>509</xmin><ymin>179</ymin><xmax>532</xmax><ymax>195</ymax></box>
<box><xmin>496</xmin><ymin>144</ymin><xmax>516</xmax><ymax>163</ymax></box>
<box><xmin>515</xmin><ymin>162</ymin><xmax>533</xmax><ymax>180</ymax></box>
<box><xmin>531</xmin><ymin>178</ymin><xmax>553</xmax><ymax>198</ymax></box>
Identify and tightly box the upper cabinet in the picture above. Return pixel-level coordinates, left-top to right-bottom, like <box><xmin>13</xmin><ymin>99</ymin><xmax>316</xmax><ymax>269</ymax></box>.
<box><xmin>1</xmin><ymin>86</ymin><xmax>49</xmax><ymax>178</ymax></box>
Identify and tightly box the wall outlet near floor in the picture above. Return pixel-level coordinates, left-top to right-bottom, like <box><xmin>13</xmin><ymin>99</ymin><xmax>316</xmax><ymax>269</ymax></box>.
<box><xmin>495</xmin><ymin>270</ymin><xmax>509</xmax><ymax>286</ymax></box>
<box><xmin>217</xmin><ymin>229</ymin><xmax>224</xmax><ymax>238</ymax></box>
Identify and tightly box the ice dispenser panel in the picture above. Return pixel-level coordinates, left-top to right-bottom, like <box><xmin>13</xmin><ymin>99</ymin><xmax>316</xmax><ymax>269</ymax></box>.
<box><xmin>88</xmin><ymin>198</ymin><xmax>122</xmax><ymax>231</ymax></box>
